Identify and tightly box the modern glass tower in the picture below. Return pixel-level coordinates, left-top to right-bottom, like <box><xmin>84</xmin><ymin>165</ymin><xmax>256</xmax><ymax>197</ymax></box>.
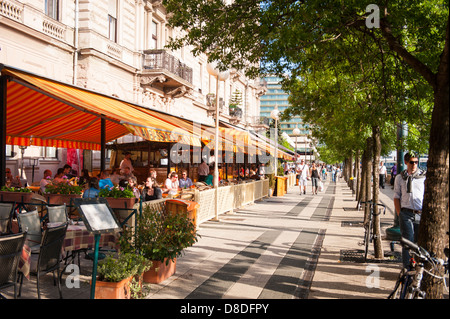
<box><xmin>260</xmin><ymin>76</ymin><xmax>312</xmax><ymax>161</ymax></box>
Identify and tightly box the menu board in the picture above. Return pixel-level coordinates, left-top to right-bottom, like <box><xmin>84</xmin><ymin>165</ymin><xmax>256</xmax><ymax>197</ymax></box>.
<box><xmin>73</xmin><ymin>198</ymin><xmax>121</xmax><ymax>234</ymax></box>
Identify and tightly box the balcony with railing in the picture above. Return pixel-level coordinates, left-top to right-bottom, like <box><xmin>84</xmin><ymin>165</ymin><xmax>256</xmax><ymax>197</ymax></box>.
<box><xmin>140</xmin><ymin>49</ymin><xmax>194</xmax><ymax>98</ymax></box>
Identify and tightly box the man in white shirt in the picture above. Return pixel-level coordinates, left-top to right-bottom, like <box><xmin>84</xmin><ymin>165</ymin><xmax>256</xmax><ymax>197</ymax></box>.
<box><xmin>164</xmin><ymin>172</ymin><xmax>179</xmax><ymax>195</ymax></box>
<box><xmin>393</xmin><ymin>153</ymin><xmax>426</xmax><ymax>269</ymax></box>
<box><xmin>120</xmin><ymin>152</ymin><xmax>134</xmax><ymax>174</ymax></box>
<box><xmin>379</xmin><ymin>161</ymin><xmax>387</xmax><ymax>189</ymax></box>
<box><xmin>297</xmin><ymin>159</ymin><xmax>310</xmax><ymax>195</ymax></box>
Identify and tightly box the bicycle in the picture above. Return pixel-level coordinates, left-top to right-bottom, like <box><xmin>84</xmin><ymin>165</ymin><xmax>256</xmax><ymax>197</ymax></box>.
<box><xmin>388</xmin><ymin>237</ymin><xmax>449</xmax><ymax>299</ymax></box>
<box><xmin>358</xmin><ymin>200</ymin><xmax>386</xmax><ymax>262</ymax></box>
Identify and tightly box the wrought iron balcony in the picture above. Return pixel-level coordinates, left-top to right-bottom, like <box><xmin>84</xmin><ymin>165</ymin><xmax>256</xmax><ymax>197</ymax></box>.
<box><xmin>140</xmin><ymin>49</ymin><xmax>194</xmax><ymax>98</ymax></box>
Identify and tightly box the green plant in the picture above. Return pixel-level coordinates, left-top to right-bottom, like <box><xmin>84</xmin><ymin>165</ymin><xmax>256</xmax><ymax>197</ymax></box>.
<box><xmin>229</xmin><ymin>89</ymin><xmax>242</xmax><ymax>108</ymax></box>
<box><xmin>99</xmin><ymin>186</ymin><xmax>134</xmax><ymax>198</ymax></box>
<box><xmin>43</xmin><ymin>182</ymin><xmax>82</xmax><ymax>195</ymax></box>
<box><xmin>120</xmin><ymin>205</ymin><xmax>198</xmax><ymax>264</ymax></box>
<box><xmin>97</xmin><ymin>252</ymin><xmax>152</xmax><ymax>283</ymax></box>
<box><xmin>0</xmin><ymin>186</ymin><xmax>32</xmax><ymax>193</ymax></box>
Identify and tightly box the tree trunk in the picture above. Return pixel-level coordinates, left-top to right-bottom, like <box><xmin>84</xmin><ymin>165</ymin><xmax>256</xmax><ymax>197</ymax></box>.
<box><xmin>371</xmin><ymin>126</ymin><xmax>383</xmax><ymax>259</ymax></box>
<box><xmin>361</xmin><ymin>137</ymin><xmax>373</xmax><ymax>222</ymax></box>
<box><xmin>418</xmin><ymin>65</ymin><xmax>449</xmax><ymax>298</ymax></box>
<box><xmin>354</xmin><ymin>150</ymin><xmax>360</xmax><ymax>198</ymax></box>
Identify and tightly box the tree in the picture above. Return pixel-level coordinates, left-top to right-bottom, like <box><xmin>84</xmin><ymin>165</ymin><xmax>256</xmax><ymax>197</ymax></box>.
<box><xmin>163</xmin><ymin>0</ymin><xmax>449</xmax><ymax>298</ymax></box>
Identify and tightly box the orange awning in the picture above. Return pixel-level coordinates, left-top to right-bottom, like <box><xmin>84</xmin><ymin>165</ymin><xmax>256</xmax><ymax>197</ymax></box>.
<box><xmin>1</xmin><ymin>65</ymin><xmax>202</xmax><ymax>150</ymax></box>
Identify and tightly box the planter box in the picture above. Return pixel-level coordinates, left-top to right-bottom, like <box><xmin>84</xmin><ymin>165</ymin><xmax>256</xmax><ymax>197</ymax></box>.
<box><xmin>143</xmin><ymin>258</ymin><xmax>176</xmax><ymax>284</ymax></box>
<box><xmin>104</xmin><ymin>197</ymin><xmax>136</xmax><ymax>209</ymax></box>
<box><xmin>0</xmin><ymin>191</ymin><xmax>33</xmax><ymax>203</ymax></box>
<box><xmin>44</xmin><ymin>193</ymin><xmax>82</xmax><ymax>205</ymax></box>
<box><xmin>92</xmin><ymin>276</ymin><xmax>132</xmax><ymax>299</ymax></box>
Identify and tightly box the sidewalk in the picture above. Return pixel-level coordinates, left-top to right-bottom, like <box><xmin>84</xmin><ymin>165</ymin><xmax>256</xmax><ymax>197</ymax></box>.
<box><xmin>4</xmin><ymin>179</ymin><xmax>405</xmax><ymax>300</ymax></box>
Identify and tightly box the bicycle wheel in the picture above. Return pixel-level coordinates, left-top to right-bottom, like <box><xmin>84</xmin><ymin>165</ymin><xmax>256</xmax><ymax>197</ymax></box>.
<box><xmin>388</xmin><ymin>269</ymin><xmax>407</xmax><ymax>299</ymax></box>
<box><xmin>364</xmin><ymin>215</ymin><xmax>372</xmax><ymax>262</ymax></box>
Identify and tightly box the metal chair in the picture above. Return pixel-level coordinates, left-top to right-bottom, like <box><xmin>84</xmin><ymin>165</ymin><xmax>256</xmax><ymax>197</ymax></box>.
<box><xmin>47</xmin><ymin>204</ymin><xmax>68</xmax><ymax>223</ymax></box>
<box><xmin>0</xmin><ymin>232</ymin><xmax>27</xmax><ymax>299</ymax></box>
<box><xmin>17</xmin><ymin>210</ymin><xmax>42</xmax><ymax>253</ymax></box>
<box><xmin>18</xmin><ymin>223</ymin><xmax>68</xmax><ymax>299</ymax></box>
<box><xmin>0</xmin><ymin>203</ymin><xmax>14</xmax><ymax>235</ymax></box>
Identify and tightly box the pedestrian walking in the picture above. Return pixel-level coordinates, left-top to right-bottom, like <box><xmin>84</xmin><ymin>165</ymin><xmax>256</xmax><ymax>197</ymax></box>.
<box><xmin>310</xmin><ymin>162</ymin><xmax>321</xmax><ymax>195</ymax></box>
<box><xmin>297</xmin><ymin>159</ymin><xmax>310</xmax><ymax>195</ymax></box>
<box><xmin>379</xmin><ymin>161</ymin><xmax>387</xmax><ymax>189</ymax></box>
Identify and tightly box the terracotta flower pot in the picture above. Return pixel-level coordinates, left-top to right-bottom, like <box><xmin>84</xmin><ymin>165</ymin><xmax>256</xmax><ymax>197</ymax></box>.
<box><xmin>105</xmin><ymin>197</ymin><xmax>136</xmax><ymax>209</ymax></box>
<box><xmin>44</xmin><ymin>193</ymin><xmax>82</xmax><ymax>205</ymax></box>
<box><xmin>0</xmin><ymin>191</ymin><xmax>33</xmax><ymax>203</ymax></box>
<box><xmin>143</xmin><ymin>258</ymin><xmax>176</xmax><ymax>284</ymax></box>
<box><xmin>92</xmin><ymin>276</ymin><xmax>132</xmax><ymax>299</ymax></box>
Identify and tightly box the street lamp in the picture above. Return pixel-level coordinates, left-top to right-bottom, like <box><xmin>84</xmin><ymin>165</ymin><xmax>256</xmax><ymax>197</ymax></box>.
<box><xmin>207</xmin><ymin>62</ymin><xmax>229</xmax><ymax>221</ymax></box>
<box><xmin>293</xmin><ymin>126</ymin><xmax>300</xmax><ymax>161</ymax></box>
<box><xmin>270</xmin><ymin>108</ymin><xmax>279</xmax><ymax>175</ymax></box>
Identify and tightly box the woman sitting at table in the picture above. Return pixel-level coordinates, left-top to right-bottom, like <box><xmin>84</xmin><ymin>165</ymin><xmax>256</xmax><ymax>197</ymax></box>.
<box><xmin>142</xmin><ymin>177</ymin><xmax>162</xmax><ymax>201</ymax></box>
<box><xmin>39</xmin><ymin>169</ymin><xmax>52</xmax><ymax>193</ymax></box>
<box><xmin>127</xmin><ymin>176</ymin><xmax>141</xmax><ymax>201</ymax></box>
<box><xmin>83</xmin><ymin>177</ymin><xmax>100</xmax><ymax>198</ymax></box>
<box><xmin>53</xmin><ymin>168</ymin><xmax>67</xmax><ymax>184</ymax></box>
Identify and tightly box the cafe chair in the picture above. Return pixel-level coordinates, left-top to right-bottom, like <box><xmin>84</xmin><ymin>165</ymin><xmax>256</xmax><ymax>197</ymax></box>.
<box><xmin>0</xmin><ymin>203</ymin><xmax>15</xmax><ymax>235</ymax></box>
<box><xmin>17</xmin><ymin>210</ymin><xmax>42</xmax><ymax>253</ymax></box>
<box><xmin>18</xmin><ymin>223</ymin><xmax>68</xmax><ymax>299</ymax></box>
<box><xmin>0</xmin><ymin>232</ymin><xmax>27</xmax><ymax>299</ymax></box>
<box><xmin>47</xmin><ymin>205</ymin><xmax>68</xmax><ymax>223</ymax></box>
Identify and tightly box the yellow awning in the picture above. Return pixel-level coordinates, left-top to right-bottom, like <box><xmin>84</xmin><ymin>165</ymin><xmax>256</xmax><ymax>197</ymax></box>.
<box><xmin>1</xmin><ymin>65</ymin><xmax>201</xmax><ymax>150</ymax></box>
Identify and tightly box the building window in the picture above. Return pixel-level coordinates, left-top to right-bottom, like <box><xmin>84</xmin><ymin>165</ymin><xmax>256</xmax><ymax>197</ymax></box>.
<box><xmin>45</xmin><ymin>0</ymin><xmax>59</xmax><ymax>20</ymax></box>
<box><xmin>108</xmin><ymin>0</ymin><xmax>117</xmax><ymax>42</ymax></box>
<box><xmin>40</xmin><ymin>147</ymin><xmax>57</xmax><ymax>158</ymax></box>
<box><xmin>150</xmin><ymin>21</ymin><xmax>158</xmax><ymax>49</ymax></box>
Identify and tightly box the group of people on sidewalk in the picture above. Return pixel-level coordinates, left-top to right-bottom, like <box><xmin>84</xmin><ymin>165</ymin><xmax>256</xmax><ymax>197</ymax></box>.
<box><xmin>294</xmin><ymin>160</ymin><xmax>340</xmax><ymax>195</ymax></box>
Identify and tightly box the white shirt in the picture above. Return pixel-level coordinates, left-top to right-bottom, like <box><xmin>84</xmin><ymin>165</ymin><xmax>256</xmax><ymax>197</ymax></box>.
<box><xmin>165</xmin><ymin>178</ymin><xmax>179</xmax><ymax>194</ymax></box>
<box><xmin>393</xmin><ymin>172</ymin><xmax>425</xmax><ymax>211</ymax></box>
<box><xmin>120</xmin><ymin>158</ymin><xmax>133</xmax><ymax>173</ymax></box>
<box><xmin>379</xmin><ymin>165</ymin><xmax>387</xmax><ymax>175</ymax></box>
<box><xmin>297</xmin><ymin>164</ymin><xmax>309</xmax><ymax>179</ymax></box>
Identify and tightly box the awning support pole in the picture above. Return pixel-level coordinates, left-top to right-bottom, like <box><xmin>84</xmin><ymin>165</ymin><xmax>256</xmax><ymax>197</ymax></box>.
<box><xmin>0</xmin><ymin>76</ymin><xmax>7</xmax><ymax>187</ymax></box>
<box><xmin>101</xmin><ymin>118</ymin><xmax>106</xmax><ymax>171</ymax></box>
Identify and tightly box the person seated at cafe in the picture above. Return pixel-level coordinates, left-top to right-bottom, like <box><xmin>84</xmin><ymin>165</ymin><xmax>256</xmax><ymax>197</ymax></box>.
<box><xmin>63</xmin><ymin>164</ymin><xmax>74</xmax><ymax>179</ymax></box>
<box><xmin>142</xmin><ymin>177</ymin><xmax>162</xmax><ymax>201</ymax></box>
<box><xmin>178</xmin><ymin>170</ymin><xmax>193</xmax><ymax>189</ymax></box>
<box><xmin>121</xmin><ymin>166</ymin><xmax>135</xmax><ymax>182</ymax></box>
<box><xmin>164</xmin><ymin>172</ymin><xmax>179</xmax><ymax>195</ymax></box>
<box><xmin>83</xmin><ymin>177</ymin><xmax>100</xmax><ymax>198</ymax></box>
<box><xmin>205</xmin><ymin>167</ymin><xmax>214</xmax><ymax>186</ymax></box>
<box><xmin>78</xmin><ymin>169</ymin><xmax>90</xmax><ymax>188</ymax></box>
<box><xmin>110</xmin><ymin>167</ymin><xmax>122</xmax><ymax>185</ymax></box>
<box><xmin>127</xmin><ymin>176</ymin><xmax>141</xmax><ymax>201</ymax></box>
<box><xmin>40</xmin><ymin>169</ymin><xmax>52</xmax><ymax>193</ymax></box>
<box><xmin>53</xmin><ymin>168</ymin><xmax>67</xmax><ymax>184</ymax></box>
<box><xmin>6</xmin><ymin>168</ymin><xmax>22</xmax><ymax>188</ymax></box>
<box><xmin>99</xmin><ymin>170</ymin><xmax>114</xmax><ymax>189</ymax></box>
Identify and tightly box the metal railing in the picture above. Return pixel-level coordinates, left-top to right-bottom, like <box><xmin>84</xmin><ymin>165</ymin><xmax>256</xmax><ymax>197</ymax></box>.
<box><xmin>143</xmin><ymin>49</ymin><xmax>193</xmax><ymax>84</ymax></box>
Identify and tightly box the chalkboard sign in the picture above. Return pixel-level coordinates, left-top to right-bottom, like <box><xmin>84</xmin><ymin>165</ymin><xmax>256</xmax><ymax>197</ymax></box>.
<box><xmin>73</xmin><ymin>198</ymin><xmax>121</xmax><ymax>234</ymax></box>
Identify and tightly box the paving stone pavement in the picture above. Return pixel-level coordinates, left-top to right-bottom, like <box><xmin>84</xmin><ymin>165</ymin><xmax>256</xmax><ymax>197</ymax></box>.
<box><xmin>4</xmin><ymin>178</ymin><xmax>442</xmax><ymax>302</ymax></box>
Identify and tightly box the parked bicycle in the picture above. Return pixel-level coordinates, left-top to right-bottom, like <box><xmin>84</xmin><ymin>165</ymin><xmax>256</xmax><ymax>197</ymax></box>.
<box><xmin>358</xmin><ymin>200</ymin><xmax>386</xmax><ymax>262</ymax></box>
<box><xmin>388</xmin><ymin>236</ymin><xmax>449</xmax><ymax>299</ymax></box>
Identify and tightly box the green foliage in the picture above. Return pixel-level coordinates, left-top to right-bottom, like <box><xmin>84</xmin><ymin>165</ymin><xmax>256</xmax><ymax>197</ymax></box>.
<box><xmin>99</xmin><ymin>186</ymin><xmax>134</xmax><ymax>198</ymax></box>
<box><xmin>0</xmin><ymin>186</ymin><xmax>32</xmax><ymax>193</ymax></box>
<box><xmin>119</xmin><ymin>205</ymin><xmax>199</xmax><ymax>264</ymax></box>
<box><xmin>229</xmin><ymin>89</ymin><xmax>243</xmax><ymax>108</ymax></box>
<box><xmin>44</xmin><ymin>182</ymin><xmax>82</xmax><ymax>195</ymax></box>
<box><xmin>97</xmin><ymin>252</ymin><xmax>152</xmax><ymax>283</ymax></box>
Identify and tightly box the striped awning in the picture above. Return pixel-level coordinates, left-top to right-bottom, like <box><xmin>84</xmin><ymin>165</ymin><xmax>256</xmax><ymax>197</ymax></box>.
<box><xmin>1</xmin><ymin>65</ymin><xmax>201</xmax><ymax>150</ymax></box>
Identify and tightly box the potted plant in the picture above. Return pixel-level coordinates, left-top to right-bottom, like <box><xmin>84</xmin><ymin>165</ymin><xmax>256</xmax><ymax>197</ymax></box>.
<box><xmin>119</xmin><ymin>204</ymin><xmax>198</xmax><ymax>284</ymax></box>
<box><xmin>43</xmin><ymin>180</ymin><xmax>83</xmax><ymax>205</ymax></box>
<box><xmin>0</xmin><ymin>186</ymin><xmax>33</xmax><ymax>202</ymax></box>
<box><xmin>94</xmin><ymin>252</ymin><xmax>152</xmax><ymax>299</ymax></box>
<box><xmin>99</xmin><ymin>186</ymin><xmax>136</xmax><ymax>209</ymax></box>
<box><xmin>229</xmin><ymin>89</ymin><xmax>242</xmax><ymax>113</ymax></box>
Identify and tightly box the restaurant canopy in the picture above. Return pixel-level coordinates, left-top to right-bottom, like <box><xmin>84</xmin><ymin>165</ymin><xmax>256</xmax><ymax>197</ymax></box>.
<box><xmin>0</xmin><ymin>64</ymin><xmax>201</xmax><ymax>150</ymax></box>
